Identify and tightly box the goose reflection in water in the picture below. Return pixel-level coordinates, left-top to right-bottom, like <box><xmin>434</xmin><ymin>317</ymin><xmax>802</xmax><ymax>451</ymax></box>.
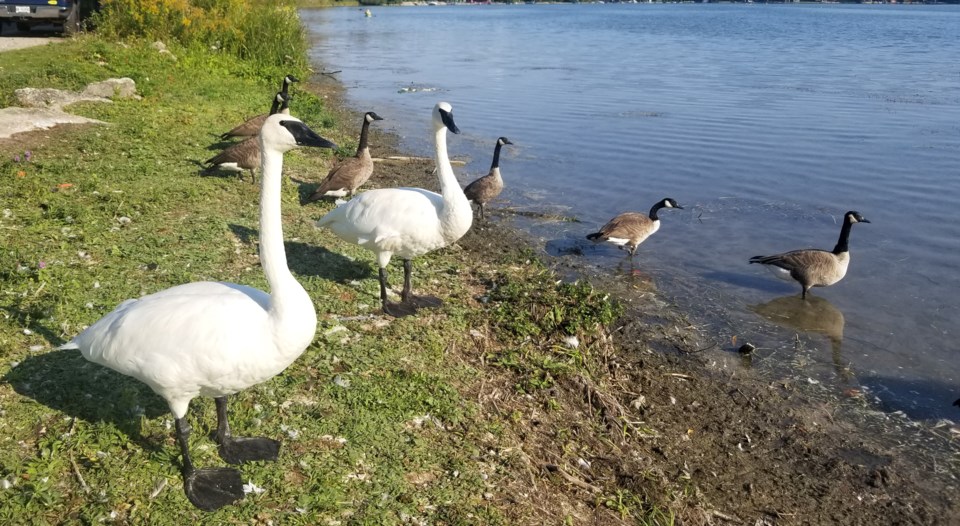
<box><xmin>749</xmin><ymin>295</ymin><xmax>852</xmax><ymax>382</ymax></box>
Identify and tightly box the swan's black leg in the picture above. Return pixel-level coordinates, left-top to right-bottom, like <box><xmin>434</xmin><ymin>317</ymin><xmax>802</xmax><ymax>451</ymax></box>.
<box><xmin>400</xmin><ymin>259</ymin><xmax>413</xmax><ymax>302</ymax></box>
<box><xmin>381</xmin><ymin>266</ymin><xmax>416</xmax><ymax>317</ymax></box>
<box><xmin>402</xmin><ymin>259</ymin><xmax>442</xmax><ymax>310</ymax></box>
<box><xmin>379</xmin><ymin>267</ymin><xmax>390</xmax><ymax>306</ymax></box>
<box><xmin>176</xmin><ymin>416</ymin><xmax>243</xmax><ymax>511</ymax></box>
<box><xmin>215</xmin><ymin>396</ymin><xmax>280</xmax><ymax>465</ymax></box>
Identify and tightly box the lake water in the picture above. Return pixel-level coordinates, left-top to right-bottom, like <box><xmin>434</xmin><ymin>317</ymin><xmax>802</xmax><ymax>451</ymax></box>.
<box><xmin>302</xmin><ymin>4</ymin><xmax>960</xmax><ymax>420</ymax></box>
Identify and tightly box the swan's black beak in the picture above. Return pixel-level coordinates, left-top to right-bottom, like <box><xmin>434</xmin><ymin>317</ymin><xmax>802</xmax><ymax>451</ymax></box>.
<box><xmin>280</xmin><ymin>120</ymin><xmax>337</xmax><ymax>149</ymax></box>
<box><xmin>439</xmin><ymin>108</ymin><xmax>460</xmax><ymax>134</ymax></box>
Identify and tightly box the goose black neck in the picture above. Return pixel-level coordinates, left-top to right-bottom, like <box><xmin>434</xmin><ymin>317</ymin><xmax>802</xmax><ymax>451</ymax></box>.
<box><xmin>648</xmin><ymin>201</ymin><xmax>666</xmax><ymax>221</ymax></box>
<box><xmin>832</xmin><ymin>218</ymin><xmax>854</xmax><ymax>254</ymax></box>
<box><xmin>490</xmin><ymin>142</ymin><xmax>504</xmax><ymax>171</ymax></box>
<box><xmin>357</xmin><ymin>118</ymin><xmax>372</xmax><ymax>156</ymax></box>
<box><xmin>268</xmin><ymin>97</ymin><xmax>282</xmax><ymax>116</ymax></box>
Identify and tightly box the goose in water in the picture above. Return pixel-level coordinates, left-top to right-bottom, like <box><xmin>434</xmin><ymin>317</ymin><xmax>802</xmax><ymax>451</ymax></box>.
<box><xmin>586</xmin><ymin>198</ymin><xmax>682</xmax><ymax>257</ymax></box>
<box><xmin>220</xmin><ymin>75</ymin><xmax>298</xmax><ymax>140</ymax></box>
<box><xmin>463</xmin><ymin>136</ymin><xmax>513</xmax><ymax>220</ymax></box>
<box><xmin>203</xmin><ymin>93</ymin><xmax>291</xmax><ymax>183</ymax></box>
<box><xmin>316</xmin><ymin>102</ymin><xmax>471</xmax><ymax>318</ymax></box>
<box><xmin>304</xmin><ymin>111</ymin><xmax>384</xmax><ymax>202</ymax></box>
<box><xmin>61</xmin><ymin>115</ymin><xmax>336</xmax><ymax>511</ymax></box>
<box><xmin>749</xmin><ymin>211</ymin><xmax>870</xmax><ymax>299</ymax></box>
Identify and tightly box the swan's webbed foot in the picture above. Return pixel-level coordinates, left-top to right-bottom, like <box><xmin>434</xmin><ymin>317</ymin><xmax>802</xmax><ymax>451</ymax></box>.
<box><xmin>218</xmin><ymin>436</ymin><xmax>280</xmax><ymax>465</ymax></box>
<box><xmin>183</xmin><ymin>466</ymin><xmax>244</xmax><ymax>511</ymax></box>
<box><xmin>383</xmin><ymin>300</ymin><xmax>419</xmax><ymax>318</ymax></box>
<box><xmin>407</xmin><ymin>295</ymin><xmax>443</xmax><ymax>309</ymax></box>
<box><xmin>214</xmin><ymin>396</ymin><xmax>280</xmax><ymax>465</ymax></box>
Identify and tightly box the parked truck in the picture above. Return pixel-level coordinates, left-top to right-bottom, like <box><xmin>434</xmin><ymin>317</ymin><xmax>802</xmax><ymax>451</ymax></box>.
<box><xmin>0</xmin><ymin>0</ymin><xmax>82</xmax><ymax>35</ymax></box>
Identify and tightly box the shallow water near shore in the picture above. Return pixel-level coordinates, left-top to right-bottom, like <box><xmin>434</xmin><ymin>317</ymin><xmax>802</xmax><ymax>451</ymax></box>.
<box><xmin>303</xmin><ymin>4</ymin><xmax>960</xmax><ymax>421</ymax></box>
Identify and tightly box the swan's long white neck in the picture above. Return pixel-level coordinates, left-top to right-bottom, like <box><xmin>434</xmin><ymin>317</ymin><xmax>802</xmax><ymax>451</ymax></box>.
<box><xmin>434</xmin><ymin>125</ymin><xmax>472</xmax><ymax>238</ymax></box>
<box><xmin>258</xmin><ymin>143</ymin><xmax>316</xmax><ymax>345</ymax></box>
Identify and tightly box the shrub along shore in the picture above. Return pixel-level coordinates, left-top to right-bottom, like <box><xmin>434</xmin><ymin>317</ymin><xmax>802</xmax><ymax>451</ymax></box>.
<box><xmin>0</xmin><ymin>9</ymin><xmax>957</xmax><ymax>525</ymax></box>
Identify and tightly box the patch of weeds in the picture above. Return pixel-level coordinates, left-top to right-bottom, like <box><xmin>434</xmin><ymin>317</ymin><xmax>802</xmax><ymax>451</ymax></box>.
<box><xmin>600</xmin><ymin>489</ymin><xmax>676</xmax><ymax>525</ymax></box>
<box><xmin>487</xmin><ymin>261</ymin><xmax>622</xmax><ymax>341</ymax></box>
<box><xmin>480</xmin><ymin>261</ymin><xmax>622</xmax><ymax>392</ymax></box>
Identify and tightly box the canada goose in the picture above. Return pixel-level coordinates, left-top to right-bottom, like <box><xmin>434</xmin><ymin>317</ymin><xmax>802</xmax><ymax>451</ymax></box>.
<box><xmin>220</xmin><ymin>75</ymin><xmax>298</xmax><ymax>140</ymax></box>
<box><xmin>749</xmin><ymin>211</ymin><xmax>870</xmax><ymax>299</ymax></box>
<box><xmin>304</xmin><ymin>111</ymin><xmax>384</xmax><ymax>202</ymax></box>
<box><xmin>60</xmin><ymin>115</ymin><xmax>336</xmax><ymax>511</ymax></box>
<box><xmin>586</xmin><ymin>198</ymin><xmax>683</xmax><ymax>256</ymax></box>
<box><xmin>203</xmin><ymin>93</ymin><xmax>292</xmax><ymax>183</ymax></box>
<box><xmin>203</xmin><ymin>136</ymin><xmax>261</xmax><ymax>183</ymax></box>
<box><xmin>316</xmin><ymin>102</ymin><xmax>471</xmax><ymax>318</ymax></box>
<box><xmin>463</xmin><ymin>136</ymin><xmax>513</xmax><ymax>220</ymax></box>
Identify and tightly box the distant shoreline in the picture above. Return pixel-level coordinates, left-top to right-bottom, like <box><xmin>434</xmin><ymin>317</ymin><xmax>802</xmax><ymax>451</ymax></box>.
<box><xmin>296</xmin><ymin>1</ymin><xmax>960</xmax><ymax>7</ymax></box>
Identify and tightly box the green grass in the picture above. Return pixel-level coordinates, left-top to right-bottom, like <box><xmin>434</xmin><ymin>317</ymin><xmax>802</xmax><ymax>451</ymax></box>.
<box><xmin>0</xmin><ymin>38</ymin><xmax>505</xmax><ymax>524</ymax></box>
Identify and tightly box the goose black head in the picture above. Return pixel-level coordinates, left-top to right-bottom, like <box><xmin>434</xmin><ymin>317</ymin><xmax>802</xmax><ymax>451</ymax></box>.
<box><xmin>365</xmin><ymin>111</ymin><xmax>385</xmax><ymax>123</ymax></box>
<box><xmin>846</xmin><ymin>211</ymin><xmax>870</xmax><ymax>224</ymax></box>
<box><xmin>497</xmin><ymin>137</ymin><xmax>513</xmax><ymax>146</ymax></box>
<box><xmin>435</xmin><ymin>102</ymin><xmax>461</xmax><ymax>135</ymax></box>
<box><xmin>661</xmin><ymin>198</ymin><xmax>683</xmax><ymax>210</ymax></box>
<box><xmin>283</xmin><ymin>74</ymin><xmax>300</xmax><ymax>86</ymax></box>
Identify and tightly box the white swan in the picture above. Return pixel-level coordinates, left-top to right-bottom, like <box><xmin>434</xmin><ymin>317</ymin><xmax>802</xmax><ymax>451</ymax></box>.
<box><xmin>60</xmin><ymin>114</ymin><xmax>336</xmax><ymax>511</ymax></box>
<box><xmin>316</xmin><ymin>102</ymin><xmax>472</xmax><ymax>317</ymax></box>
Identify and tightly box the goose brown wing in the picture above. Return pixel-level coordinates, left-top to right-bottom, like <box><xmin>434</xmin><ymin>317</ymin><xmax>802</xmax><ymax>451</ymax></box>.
<box><xmin>324</xmin><ymin>159</ymin><xmax>360</xmax><ymax>189</ymax></box>
<box><xmin>463</xmin><ymin>173</ymin><xmax>501</xmax><ymax>204</ymax></box>
<box><xmin>596</xmin><ymin>212</ymin><xmax>652</xmax><ymax>239</ymax></box>
<box><xmin>204</xmin><ymin>137</ymin><xmax>260</xmax><ymax>168</ymax></box>
<box><xmin>307</xmin><ymin>158</ymin><xmax>362</xmax><ymax>201</ymax></box>
<box><xmin>221</xmin><ymin>113</ymin><xmax>269</xmax><ymax>139</ymax></box>
<box><xmin>750</xmin><ymin>249</ymin><xmax>834</xmax><ymax>272</ymax></box>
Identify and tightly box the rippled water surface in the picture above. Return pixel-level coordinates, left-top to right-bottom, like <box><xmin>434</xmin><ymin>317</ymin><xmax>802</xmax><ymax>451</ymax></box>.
<box><xmin>303</xmin><ymin>4</ymin><xmax>960</xmax><ymax>419</ymax></box>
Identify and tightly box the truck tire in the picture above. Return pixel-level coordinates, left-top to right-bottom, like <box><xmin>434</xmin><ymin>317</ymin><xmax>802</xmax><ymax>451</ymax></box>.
<box><xmin>65</xmin><ymin>5</ymin><xmax>80</xmax><ymax>35</ymax></box>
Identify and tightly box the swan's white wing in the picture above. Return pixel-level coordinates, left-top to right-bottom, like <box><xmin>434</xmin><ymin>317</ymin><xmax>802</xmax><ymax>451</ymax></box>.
<box><xmin>71</xmin><ymin>281</ymin><xmax>273</xmax><ymax>396</ymax></box>
<box><xmin>318</xmin><ymin>187</ymin><xmax>443</xmax><ymax>253</ymax></box>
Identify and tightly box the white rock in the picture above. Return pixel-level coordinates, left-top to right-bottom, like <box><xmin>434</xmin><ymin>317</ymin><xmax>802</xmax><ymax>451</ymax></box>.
<box><xmin>81</xmin><ymin>78</ymin><xmax>139</xmax><ymax>100</ymax></box>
